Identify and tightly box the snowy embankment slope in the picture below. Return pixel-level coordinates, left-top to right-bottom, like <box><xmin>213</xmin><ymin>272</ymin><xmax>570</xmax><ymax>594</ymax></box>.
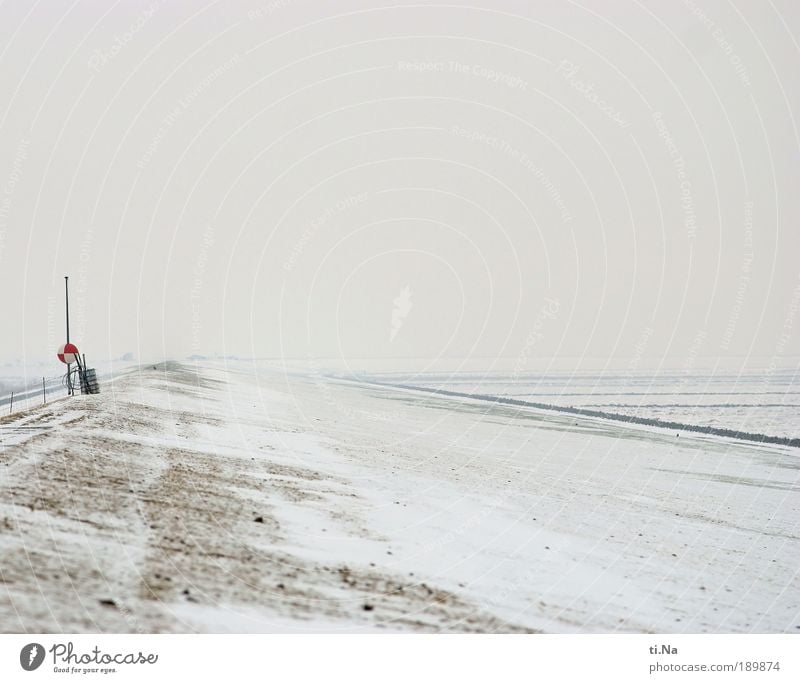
<box><xmin>0</xmin><ymin>361</ymin><xmax>798</xmax><ymax>633</ymax></box>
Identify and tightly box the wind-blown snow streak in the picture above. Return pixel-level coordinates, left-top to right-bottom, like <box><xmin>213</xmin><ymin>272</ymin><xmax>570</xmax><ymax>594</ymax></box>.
<box><xmin>361</xmin><ymin>380</ymin><xmax>800</xmax><ymax>448</ymax></box>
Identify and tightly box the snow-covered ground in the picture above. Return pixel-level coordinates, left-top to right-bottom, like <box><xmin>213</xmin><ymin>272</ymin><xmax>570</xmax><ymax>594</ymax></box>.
<box><xmin>1</xmin><ymin>361</ymin><xmax>798</xmax><ymax>633</ymax></box>
<box><xmin>361</xmin><ymin>369</ymin><xmax>800</xmax><ymax>441</ymax></box>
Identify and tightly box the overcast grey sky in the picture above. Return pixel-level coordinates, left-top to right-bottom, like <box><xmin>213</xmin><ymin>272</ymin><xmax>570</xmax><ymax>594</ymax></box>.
<box><xmin>0</xmin><ymin>0</ymin><xmax>798</xmax><ymax>370</ymax></box>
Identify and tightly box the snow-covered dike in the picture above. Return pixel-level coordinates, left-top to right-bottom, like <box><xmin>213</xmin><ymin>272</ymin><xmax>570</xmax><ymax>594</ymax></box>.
<box><xmin>1</xmin><ymin>361</ymin><xmax>798</xmax><ymax>633</ymax></box>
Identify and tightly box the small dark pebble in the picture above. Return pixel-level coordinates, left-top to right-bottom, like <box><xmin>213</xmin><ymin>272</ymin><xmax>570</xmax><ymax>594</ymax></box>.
<box><xmin>99</xmin><ymin>599</ymin><xmax>116</xmax><ymax>607</ymax></box>
<box><xmin>363</xmin><ymin>604</ymin><xmax>374</xmax><ymax>611</ymax></box>
<box><xmin>254</xmin><ymin>516</ymin><xmax>264</xmax><ymax>523</ymax></box>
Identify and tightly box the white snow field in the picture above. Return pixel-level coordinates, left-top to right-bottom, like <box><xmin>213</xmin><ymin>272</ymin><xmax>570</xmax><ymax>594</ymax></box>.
<box><xmin>360</xmin><ymin>369</ymin><xmax>800</xmax><ymax>442</ymax></box>
<box><xmin>0</xmin><ymin>361</ymin><xmax>798</xmax><ymax>633</ymax></box>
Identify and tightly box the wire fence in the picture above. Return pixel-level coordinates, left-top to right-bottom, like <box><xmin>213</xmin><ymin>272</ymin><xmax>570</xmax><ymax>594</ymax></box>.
<box><xmin>0</xmin><ymin>373</ymin><xmax>67</xmax><ymax>415</ymax></box>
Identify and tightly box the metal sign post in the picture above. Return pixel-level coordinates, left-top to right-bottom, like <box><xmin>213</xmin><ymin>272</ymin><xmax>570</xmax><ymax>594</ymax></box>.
<box><xmin>65</xmin><ymin>276</ymin><xmax>71</xmax><ymax>395</ymax></box>
<box><xmin>56</xmin><ymin>275</ymin><xmax>100</xmax><ymax>396</ymax></box>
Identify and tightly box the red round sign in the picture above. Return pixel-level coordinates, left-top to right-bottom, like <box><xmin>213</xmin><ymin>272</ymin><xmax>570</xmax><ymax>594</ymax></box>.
<box><xmin>57</xmin><ymin>343</ymin><xmax>79</xmax><ymax>364</ymax></box>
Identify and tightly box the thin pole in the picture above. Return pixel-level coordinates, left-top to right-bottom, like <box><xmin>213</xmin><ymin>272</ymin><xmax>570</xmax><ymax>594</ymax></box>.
<box><xmin>65</xmin><ymin>276</ymin><xmax>71</xmax><ymax>395</ymax></box>
<box><xmin>43</xmin><ymin>377</ymin><xmax>46</xmax><ymax>404</ymax></box>
<box><xmin>65</xmin><ymin>276</ymin><xmax>70</xmax><ymax>343</ymax></box>
<box><xmin>9</xmin><ymin>391</ymin><xmax>12</xmax><ymax>414</ymax></box>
